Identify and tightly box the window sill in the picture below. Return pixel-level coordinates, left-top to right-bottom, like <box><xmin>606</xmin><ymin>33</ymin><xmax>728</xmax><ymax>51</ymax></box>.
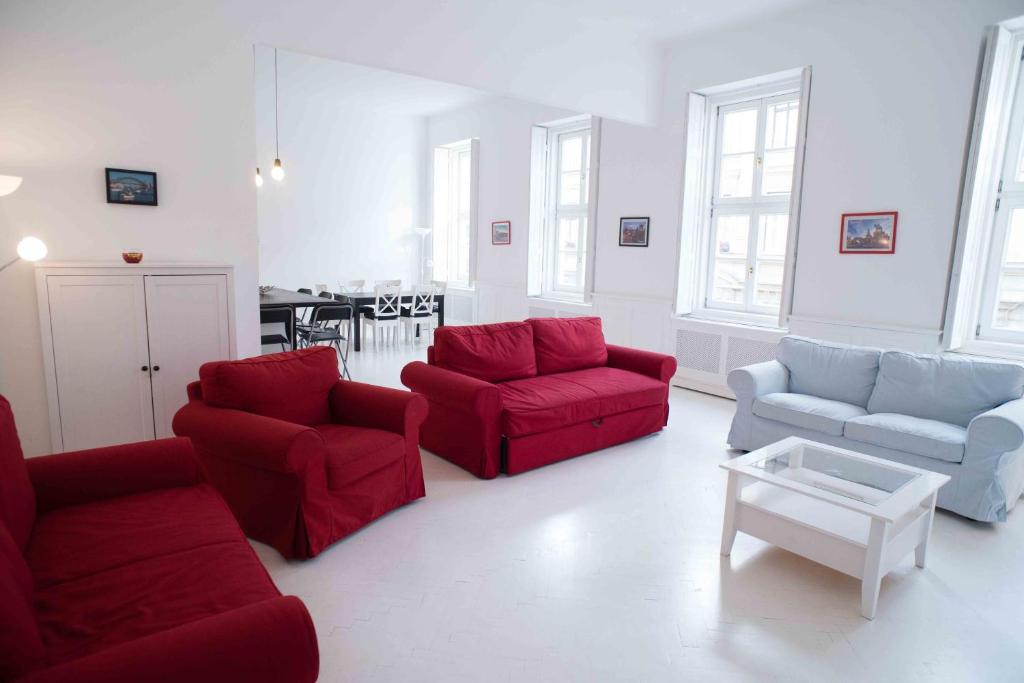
<box><xmin>681</xmin><ymin>308</ymin><xmax>786</xmax><ymax>332</ymax></box>
<box><xmin>949</xmin><ymin>339</ymin><xmax>1024</xmax><ymax>363</ymax></box>
<box><xmin>528</xmin><ymin>294</ymin><xmax>592</xmax><ymax>307</ymax></box>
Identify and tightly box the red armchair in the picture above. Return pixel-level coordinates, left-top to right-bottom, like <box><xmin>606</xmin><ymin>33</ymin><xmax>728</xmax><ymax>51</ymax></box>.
<box><xmin>172</xmin><ymin>346</ymin><xmax>427</xmax><ymax>560</ymax></box>
<box><xmin>0</xmin><ymin>395</ymin><xmax>318</xmax><ymax>683</ymax></box>
<box><xmin>402</xmin><ymin>317</ymin><xmax>676</xmax><ymax>478</ymax></box>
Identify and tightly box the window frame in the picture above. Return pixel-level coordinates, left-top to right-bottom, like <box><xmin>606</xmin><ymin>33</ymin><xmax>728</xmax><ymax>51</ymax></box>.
<box><xmin>431</xmin><ymin>138</ymin><xmax>478</xmax><ymax>288</ymax></box>
<box><xmin>544</xmin><ymin>122</ymin><xmax>592</xmax><ymax>297</ymax></box>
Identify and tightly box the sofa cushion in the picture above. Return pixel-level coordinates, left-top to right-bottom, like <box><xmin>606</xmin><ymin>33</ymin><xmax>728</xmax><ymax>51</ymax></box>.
<box><xmin>34</xmin><ymin>541</ymin><xmax>280</xmax><ymax>665</ymax></box>
<box><xmin>433</xmin><ymin>322</ymin><xmax>537</xmax><ymax>383</ymax></box>
<box><xmin>199</xmin><ymin>346</ymin><xmax>339</xmax><ymax>426</ymax></box>
<box><xmin>26</xmin><ymin>485</ymin><xmax>244</xmax><ymax>589</ymax></box>
<box><xmin>0</xmin><ymin>395</ymin><xmax>35</xmax><ymax>551</ymax></box>
<box><xmin>316</xmin><ymin>424</ymin><xmax>405</xmax><ymax>490</ymax></box>
<box><xmin>498</xmin><ymin>366</ymin><xmax>668</xmax><ymax>437</ymax></box>
<box><xmin>527</xmin><ymin>317</ymin><xmax>608</xmax><ymax>375</ymax></box>
<box><xmin>0</xmin><ymin>523</ymin><xmax>44</xmax><ymax>680</ymax></box>
<box><xmin>867</xmin><ymin>351</ymin><xmax>1024</xmax><ymax>427</ymax></box>
<box><xmin>845</xmin><ymin>413</ymin><xmax>967</xmax><ymax>464</ymax></box>
<box><xmin>752</xmin><ymin>392</ymin><xmax>867</xmax><ymax>436</ymax></box>
<box><xmin>776</xmin><ymin>336</ymin><xmax>881</xmax><ymax>407</ymax></box>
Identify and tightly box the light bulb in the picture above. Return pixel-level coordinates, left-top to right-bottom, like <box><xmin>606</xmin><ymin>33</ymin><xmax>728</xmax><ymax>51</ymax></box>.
<box><xmin>16</xmin><ymin>236</ymin><xmax>47</xmax><ymax>262</ymax></box>
<box><xmin>254</xmin><ymin>167</ymin><xmax>264</xmax><ymax>187</ymax></box>
<box><xmin>271</xmin><ymin>158</ymin><xmax>284</xmax><ymax>181</ymax></box>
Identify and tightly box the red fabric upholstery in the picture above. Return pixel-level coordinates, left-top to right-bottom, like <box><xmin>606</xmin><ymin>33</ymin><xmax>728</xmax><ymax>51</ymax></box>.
<box><xmin>498</xmin><ymin>367</ymin><xmax>668</xmax><ymax>437</ymax></box>
<box><xmin>0</xmin><ymin>395</ymin><xmax>35</xmax><ymax>551</ymax></box>
<box><xmin>174</xmin><ymin>350</ymin><xmax>427</xmax><ymax>559</ymax></box>
<box><xmin>527</xmin><ymin>317</ymin><xmax>608</xmax><ymax>375</ymax></box>
<box><xmin>433</xmin><ymin>322</ymin><xmax>537</xmax><ymax>382</ymax></box>
<box><xmin>403</xmin><ymin>319</ymin><xmax>675</xmax><ymax>477</ymax></box>
<box><xmin>199</xmin><ymin>346</ymin><xmax>339</xmax><ymax>426</ymax></box>
<box><xmin>0</xmin><ymin>393</ymin><xmax>318</xmax><ymax>683</ymax></box>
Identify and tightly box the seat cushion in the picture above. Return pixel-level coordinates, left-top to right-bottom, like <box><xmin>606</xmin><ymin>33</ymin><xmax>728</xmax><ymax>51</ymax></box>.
<box><xmin>867</xmin><ymin>351</ymin><xmax>1024</xmax><ymax>427</ymax></box>
<box><xmin>26</xmin><ymin>485</ymin><xmax>244</xmax><ymax>589</ymax></box>
<box><xmin>34</xmin><ymin>541</ymin><xmax>279</xmax><ymax>665</ymax></box>
<box><xmin>199</xmin><ymin>346</ymin><xmax>339</xmax><ymax>426</ymax></box>
<box><xmin>845</xmin><ymin>413</ymin><xmax>967</xmax><ymax>463</ymax></box>
<box><xmin>527</xmin><ymin>317</ymin><xmax>608</xmax><ymax>375</ymax></box>
<box><xmin>0</xmin><ymin>523</ymin><xmax>45</xmax><ymax>680</ymax></box>
<box><xmin>316</xmin><ymin>424</ymin><xmax>405</xmax><ymax>490</ymax></box>
<box><xmin>752</xmin><ymin>392</ymin><xmax>867</xmax><ymax>436</ymax></box>
<box><xmin>498</xmin><ymin>367</ymin><xmax>668</xmax><ymax>437</ymax></box>
<box><xmin>0</xmin><ymin>395</ymin><xmax>35</xmax><ymax>551</ymax></box>
<box><xmin>776</xmin><ymin>336</ymin><xmax>881</xmax><ymax>407</ymax></box>
<box><xmin>433</xmin><ymin>322</ymin><xmax>537</xmax><ymax>383</ymax></box>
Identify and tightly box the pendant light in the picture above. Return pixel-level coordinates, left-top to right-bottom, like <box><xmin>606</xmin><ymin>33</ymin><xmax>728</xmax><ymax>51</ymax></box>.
<box><xmin>271</xmin><ymin>47</ymin><xmax>284</xmax><ymax>181</ymax></box>
<box><xmin>253</xmin><ymin>45</ymin><xmax>262</xmax><ymax>187</ymax></box>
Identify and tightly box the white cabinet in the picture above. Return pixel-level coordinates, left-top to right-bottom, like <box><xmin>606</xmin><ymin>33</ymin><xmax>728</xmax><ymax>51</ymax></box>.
<box><xmin>36</xmin><ymin>264</ymin><xmax>235</xmax><ymax>452</ymax></box>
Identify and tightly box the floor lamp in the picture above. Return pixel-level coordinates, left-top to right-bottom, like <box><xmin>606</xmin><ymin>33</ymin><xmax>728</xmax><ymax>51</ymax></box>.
<box><xmin>0</xmin><ymin>175</ymin><xmax>48</xmax><ymax>273</ymax></box>
<box><xmin>415</xmin><ymin>227</ymin><xmax>432</xmax><ymax>284</ymax></box>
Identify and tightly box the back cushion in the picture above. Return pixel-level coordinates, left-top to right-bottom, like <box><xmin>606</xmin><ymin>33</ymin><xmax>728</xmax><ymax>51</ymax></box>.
<box><xmin>528</xmin><ymin>317</ymin><xmax>608</xmax><ymax>375</ymax></box>
<box><xmin>0</xmin><ymin>395</ymin><xmax>35</xmax><ymax>551</ymax></box>
<box><xmin>433</xmin><ymin>322</ymin><xmax>537</xmax><ymax>383</ymax></box>
<box><xmin>199</xmin><ymin>346</ymin><xmax>339</xmax><ymax>426</ymax></box>
<box><xmin>776</xmin><ymin>336</ymin><xmax>881</xmax><ymax>407</ymax></box>
<box><xmin>868</xmin><ymin>351</ymin><xmax>1024</xmax><ymax>427</ymax></box>
<box><xmin>0</xmin><ymin>523</ymin><xmax>45</xmax><ymax>679</ymax></box>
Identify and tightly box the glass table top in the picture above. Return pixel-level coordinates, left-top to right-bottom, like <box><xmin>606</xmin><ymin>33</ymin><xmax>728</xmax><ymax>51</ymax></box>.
<box><xmin>749</xmin><ymin>443</ymin><xmax>920</xmax><ymax>505</ymax></box>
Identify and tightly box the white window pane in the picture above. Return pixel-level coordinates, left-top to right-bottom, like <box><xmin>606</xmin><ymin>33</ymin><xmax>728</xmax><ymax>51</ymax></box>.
<box><xmin>758</xmin><ymin>214</ymin><xmax>789</xmax><ymax>258</ymax></box>
<box><xmin>721</xmin><ymin>108</ymin><xmax>757</xmax><ymax>154</ymax></box>
<box><xmin>762</xmin><ymin>149</ymin><xmax>795</xmax><ymax>195</ymax></box>
<box><xmin>712</xmin><ymin>259</ymin><xmax>747</xmax><ymax>304</ymax></box>
<box><xmin>715</xmin><ymin>214</ymin><xmax>750</xmax><ymax>257</ymax></box>
<box><xmin>560</xmin><ymin>135</ymin><xmax>583</xmax><ymax>172</ymax></box>
<box><xmin>560</xmin><ymin>172</ymin><xmax>582</xmax><ymax>205</ymax></box>
<box><xmin>995</xmin><ymin>209</ymin><xmax>1024</xmax><ymax>330</ymax></box>
<box><xmin>558</xmin><ymin>217</ymin><xmax>580</xmax><ymax>250</ymax></box>
<box><xmin>718</xmin><ymin>154</ymin><xmax>754</xmax><ymax>198</ymax></box>
<box><xmin>557</xmin><ymin>252</ymin><xmax>580</xmax><ymax>287</ymax></box>
<box><xmin>754</xmin><ymin>260</ymin><xmax>784</xmax><ymax>307</ymax></box>
<box><xmin>765</xmin><ymin>100</ymin><xmax>799</xmax><ymax>150</ymax></box>
<box><xmin>1002</xmin><ymin>208</ymin><xmax>1024</xmax><ymax>265</ymax></box>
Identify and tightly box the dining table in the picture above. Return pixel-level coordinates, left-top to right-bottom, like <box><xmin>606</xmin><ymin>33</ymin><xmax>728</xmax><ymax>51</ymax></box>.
<box><xmin>335</xmin><ymin>290</ymin><xmax>445</xmax><ymax>352</ymax></box>
<box><xmin>259</xmin><ymin>287</ymin><xmax>333</xmax><ymax>348</ymax></box>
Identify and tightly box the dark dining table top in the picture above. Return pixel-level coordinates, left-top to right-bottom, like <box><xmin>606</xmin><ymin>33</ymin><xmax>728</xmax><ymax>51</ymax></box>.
<box><xmin>259</xmin><ymin>287</ymin><xmax>328</xmax><ymax>307</ymax></box>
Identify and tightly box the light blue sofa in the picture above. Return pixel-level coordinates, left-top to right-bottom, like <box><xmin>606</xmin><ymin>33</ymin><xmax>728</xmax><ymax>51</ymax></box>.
<box><xmin>727</xmin><ymin>336</ymin><xmax>1024</xmax><ymax>522</ymax></box>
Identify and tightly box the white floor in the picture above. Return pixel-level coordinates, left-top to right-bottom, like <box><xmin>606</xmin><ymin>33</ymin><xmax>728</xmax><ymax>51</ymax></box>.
<box><xmin>256</xmin><ymin>344</ymin><xmax>1024</xmax><ymax>683</ymax></box>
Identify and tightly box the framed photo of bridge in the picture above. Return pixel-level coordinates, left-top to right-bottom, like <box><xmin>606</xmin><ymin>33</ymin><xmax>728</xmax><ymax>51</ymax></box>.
<box><xmin>106</xmin><ymin>168</ymin><xmax>158</xmax><ymax>206</ymax></box>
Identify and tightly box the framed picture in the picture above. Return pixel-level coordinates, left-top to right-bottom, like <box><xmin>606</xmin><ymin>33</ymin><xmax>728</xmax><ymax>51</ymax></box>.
<box><xmin>839</xmin><ymin>211</ymin><xmax>897</xmax><ymax>254</ymax></box>
<box><xmin>106</xmin><ymin>168</ymin><xmax>158</xmax><ymax>206</ymax></box>
<box><xmin>492</xmin><ymin>220</ymin><xmax>511</xmax><ymax>245</ymax></box>
<box><xmin>619</xmin><ymin>217</ymin><xmax>650</xmax><ymax>247</ymax></box>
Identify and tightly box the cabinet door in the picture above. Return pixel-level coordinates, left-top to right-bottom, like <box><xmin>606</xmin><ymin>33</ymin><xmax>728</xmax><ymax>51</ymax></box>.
<box><xmin>145</xmin><ymin>275</ymin><xmax>230</xmax><ymax>439</ymax></box>
<box><xmin>47</xmin><ymin>275</ymin><xmax>154</xmax><ymax>451</ymax></box>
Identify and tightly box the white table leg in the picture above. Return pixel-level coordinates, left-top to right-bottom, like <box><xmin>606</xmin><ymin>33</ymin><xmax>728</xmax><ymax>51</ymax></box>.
<box><xmin>861</xmin><ymin>518</ymin><xmax>889</xmax><ymax>619</ymax></box>
<box><xmin>915</xmin><ymin>492</ymin><xmax>938</xmax><ymax>569</ymax></box>
<box><xmin>721</xmin><ymin>472</ymin><xmax>740</xmax><ymax>556</ymax></box>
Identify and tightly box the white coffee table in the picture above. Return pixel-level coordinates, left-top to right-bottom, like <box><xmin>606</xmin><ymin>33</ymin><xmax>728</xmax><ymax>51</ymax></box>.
<box><xmin>720</xmin><ymin>437</ymin><xmax>950</xmax><ymax>619</ymax></box>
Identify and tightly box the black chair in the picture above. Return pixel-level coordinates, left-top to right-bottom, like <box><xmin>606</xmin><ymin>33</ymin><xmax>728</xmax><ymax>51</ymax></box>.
<box><xmin>260</xmin><ymin>306</ymin><xmax>295</xmax><ymax>352</ymax></box>
<box><xmin>297</xmin><ymin>302</ymin><xmax>354</xmax><ymax>380</ymax></box>
<box><xmin>296</xmin><ymin>288</ymin><xmax>314</xmax><ymax>325</ymax></box>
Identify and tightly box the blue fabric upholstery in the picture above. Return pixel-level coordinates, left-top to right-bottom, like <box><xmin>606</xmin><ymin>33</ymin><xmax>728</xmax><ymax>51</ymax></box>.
<box><xmin>845</xmin><ymin>413</ymin><xmax>966</xmax><ymax>463</ymax></box>
<box><xmin>867</xmin><ymin>351</ymin><xmax>1024</xmax><ymax>427</ymax></box>
<box><xmin>776</xmin><ymin>336</ymin><xmax>881</xmax><ymax>407</ymax></box>
<box><xmin>753</xmin><ymin>393</ymin><xmax>866</xmax><ymax>436</ymax></box>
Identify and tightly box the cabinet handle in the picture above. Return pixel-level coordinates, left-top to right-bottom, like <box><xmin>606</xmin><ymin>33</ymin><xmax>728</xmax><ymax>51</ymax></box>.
<box><xmin>141</xmin><ymin>365</ymin><xmax>148</xmax><ymax>372</ymax></box>
<box><xmin>153</xmin><ymin>365</ymin><xmax>160</xmax><ymax>372</ymax></box>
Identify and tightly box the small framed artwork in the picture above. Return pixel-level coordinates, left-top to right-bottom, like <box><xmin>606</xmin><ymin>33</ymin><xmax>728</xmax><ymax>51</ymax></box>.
<box><xmin>492</xmin><ymin>220</ymin><xmax>511</xmax><ymax>245</ymax></box>
<box><xmin>839</xmin><ymin>211</ymin><xmax>897</xmax><ymax>254</ymax></box>
<box><xmin>106</xmin><ymin>168</ymin><xmax>158</xmax><ymax>206</ymax></box>
<box><xmin>619</xmin><ymin>217</ymin><xmax>650</xmax><ymax>247</ymax></box>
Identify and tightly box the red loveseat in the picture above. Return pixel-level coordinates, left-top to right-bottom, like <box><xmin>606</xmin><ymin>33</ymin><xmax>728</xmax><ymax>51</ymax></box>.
<box><xmin>401</xmin><ymin>317</ymin><xmax>676</xmax><ymax>478</ymax></box>
<box><xmin>0</xmin><ymin>395</ymin><xmax>318</xmax><ymax>683</ymax></box>
<box><xmin>172</xmin><ymin>346</ymin><xmax>428</xmax><ymax>560</ymax></box>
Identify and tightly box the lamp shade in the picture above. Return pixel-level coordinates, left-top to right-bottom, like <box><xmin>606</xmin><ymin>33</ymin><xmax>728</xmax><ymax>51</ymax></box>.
<box><xmin>16</xmin><ymin>237</ymin><xmax>47</xmax><ymax>262</ymax></box>
<box><xmin>0</xmin><ymin>175</ymin><xmax>22</xmax><ymax>197</ymax></box>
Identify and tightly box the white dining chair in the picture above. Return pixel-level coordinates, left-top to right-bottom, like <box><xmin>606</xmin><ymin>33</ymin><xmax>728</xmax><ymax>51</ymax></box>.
<box><xmin>361</xmin><ymin>283</ymin><xmax>402</xmax><ymax>348</ymax></box>
<box><xmin>374</xmin><ymin>279</ymin><xmax>402</xmax><ymax>288</ymax></box>
<box><xmin>430</xmin><ymin>280</ymin><xmax>447</xmax><ymax>327</ymax></box>
<box><xmin>401</xmin><ymin>284</ymin><xmax>436</xmax><ymax>344</ymax></box>
<box><xmin>315</xmin><ymin>283</ymin><xmax>330</xmax><ymax>295</ymax></box>
<box><xmin>338</xmin><ymin>279</ymin><xmax>365</xmax><ymax>295</ymax></box>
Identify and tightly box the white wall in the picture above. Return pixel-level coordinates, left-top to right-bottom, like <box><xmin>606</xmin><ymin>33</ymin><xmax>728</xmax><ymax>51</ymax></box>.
<box><xmin>256</xmin><ymin>49</ymin><xmax>425</xmax><ymax>291</ymax></box>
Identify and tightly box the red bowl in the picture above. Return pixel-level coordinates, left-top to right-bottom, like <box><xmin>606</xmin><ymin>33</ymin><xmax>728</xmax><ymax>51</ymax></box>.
<box><xmin>122</xmin><ymin>252</ymin><xmax>143</xmax><ymax>264</ymax></box>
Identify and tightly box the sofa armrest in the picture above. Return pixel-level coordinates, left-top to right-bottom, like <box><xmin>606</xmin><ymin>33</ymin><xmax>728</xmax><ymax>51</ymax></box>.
<box><xmin>172</xmin><ymin>402</ymin><xmax>325</xmax><ymax>475</ymax></box>
<box><xmin>606</xmin><ymin>345</ymin><xmax>677</xmax><ymax>383</ymax></box>
<box><xmin>329</xmin><ymin>380</ymin><xmax>428</xmax><ymax>435</ymax></box>
<box><xmin>967</xmin><ymin>398</ymin><xmax>1024</xmax><ymax>457</ymax></box>
<box><xmin>15</xmin><ymin>596</ymin><xmax>318</xmax><ymax>683</ymax></box>
<box><xmin>400</xmin><ymin>361</ymin><xmax>501</xmax><ymax>417</ymax></box>
<box><xmin>727</xmin><ymin>360</ymin><xmax>789</xmax><ymax>399</ymax></box>
<box><xmin>28</xmin><ymin>438</ymin><xmax>201</xmax><ymax>514</ymax></box>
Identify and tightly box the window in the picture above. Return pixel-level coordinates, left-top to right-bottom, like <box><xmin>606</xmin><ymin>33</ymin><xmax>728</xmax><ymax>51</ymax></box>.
<box><xmin>432</xmin><ymin>139</ymin><xmax>476</xmax><ymax>286</ymax></box>
<box><xmin>676</xmin><ymin>70</ymin><xmax>808</xmax><ymax>327</ymax></box>
<box><xmin>527</xmin><ymin>116</ymin><xmax>599</xmax><ymax>301</ymax></box>
<box><xmin>707</xmin><ymin>91</ymin><xmax>799</xmax><ymax>315</ymax></box>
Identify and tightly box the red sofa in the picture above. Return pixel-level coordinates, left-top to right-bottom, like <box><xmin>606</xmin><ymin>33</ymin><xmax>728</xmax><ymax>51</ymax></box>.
<box><xmin>172</xmin><ymin>346</ymin><xmax>428</xmax><ymax>560</ymax></box>
<box><xmin>401</xmin><ymin>317</ymin><xmax>676</xmax><ymax>478</ymax></box>
<box><xmin>0</xmin><ymin>395</ymin><xmax>318</xmax><ymax>683</ymax></box>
